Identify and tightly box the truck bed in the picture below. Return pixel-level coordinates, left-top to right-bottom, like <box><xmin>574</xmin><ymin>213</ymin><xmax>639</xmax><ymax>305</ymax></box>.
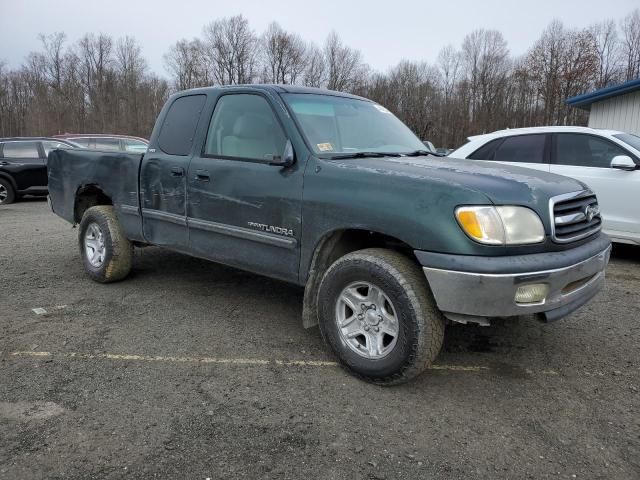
<box><xmin>47</xmin><ymin>149</ymin><xmax>144</xmax><ymax>239</ymax></box>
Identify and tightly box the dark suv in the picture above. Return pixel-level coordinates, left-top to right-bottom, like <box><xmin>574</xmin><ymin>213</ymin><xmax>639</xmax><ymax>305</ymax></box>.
<box><xmin>0</xmin><ymin>137</ymin><xmax>78</xmax><ymax>205</ymax></box>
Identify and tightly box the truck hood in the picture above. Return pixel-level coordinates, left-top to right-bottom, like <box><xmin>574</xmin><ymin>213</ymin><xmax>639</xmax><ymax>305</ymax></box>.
<box><xmin>331</xmin><ymin>155</ymin><xmax>587</xmax><ymax>206</ymax></box>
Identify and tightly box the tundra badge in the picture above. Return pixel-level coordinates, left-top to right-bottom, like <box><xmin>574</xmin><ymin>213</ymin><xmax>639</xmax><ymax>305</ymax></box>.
<box><xmin>247</xmin><ymin>222</ymin><xmax>294</xmax><ymax>237</ymax></box>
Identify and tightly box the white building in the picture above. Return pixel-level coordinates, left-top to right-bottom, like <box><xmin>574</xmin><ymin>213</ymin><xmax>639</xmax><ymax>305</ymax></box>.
<box><xmin>567</xmin><ymin>78</ymin><xmax>640</xmax><ymax>135</ymax></box>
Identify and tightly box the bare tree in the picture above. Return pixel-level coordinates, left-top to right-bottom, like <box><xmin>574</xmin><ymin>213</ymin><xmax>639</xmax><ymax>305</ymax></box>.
<box><xmin>0</xmin><ymin>32</ymin><xmax>167</xmax><ymax>138</ymax></box>
<box><xmin>115</xmin><ymin>37</ymin><xmax>148</xmax><ymax>132</ymax></box>
<box><xmin>559</xmin><ymin>28</ymin><xmax>599</xmax><ymax>123</ymax></box>
<box><xmin>437</xmin><ymin>45</ymin><xmax>461</xmax><ymax>104</ymax></box>
<box><xmin>461</xmin><ymin>29</ymin><xmax>510</xmax><ymax>132</ymax></box>
<box><xmin>303</xmin><ymin>42</ymin><xmax>326</xmax><ymax>87</ymax></box>
<box><xmin>116</xmin><ymin>37</ymin><xmax>146</xmax><ymax>83</ymax></box>
<box><xmin>203</xmin><ymin>14</ymin><xmax>258</xmax><ymax>85</ymax></box>
<box><xmin>436</xmin><ymin>45</ymin><xmax>462</xmax><ymax>145</ymax></box>
<box><xmin>324</xmin><ymin>32</ymin><xmax>366</xmax><ymax>92</ymax></box>
<box><xmin>77</xmin><ymin>33</ymin><xmax>116</xmax><ymax>131</ymax></box>
<box><xmin>528</xmin><ymin>21</ymin><xmax>598</xmax><ymax>125</ymax></box>
<box><xmin>388</xmin><ymin>61</ymin><xmax>440</xmax><ymax>139</ymax></box>
<box><xmin>620</xmin><ymin>9</ymin><xmax>640</xmax><ymax>80</ymax></box>
<box><xmin>589</xmin><ymin>20</ymin><xmax>621</xmax><ymax>88</ymax></box>
<box><xmin>261</xmin><ymin>22</ymin><xmax>307</xmax><ymax>84</ymax></box>
<box><xmin>164</xmin><ymin>38</ymin><xmax>209</xmax><ymax>90</ymax></box>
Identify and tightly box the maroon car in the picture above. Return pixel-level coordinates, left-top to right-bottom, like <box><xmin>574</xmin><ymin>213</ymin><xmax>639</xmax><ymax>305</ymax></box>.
<box><xmin>53</xmin><ymin>134</ymin><xmax>149</xmax><ymax>153</ymax></box>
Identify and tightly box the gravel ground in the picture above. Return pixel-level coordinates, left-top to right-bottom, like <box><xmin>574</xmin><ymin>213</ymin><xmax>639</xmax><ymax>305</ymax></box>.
<box><xmin>1</xmin><ymin>199</ymin><xmax>639</xmax><ymax>480</ymax></box>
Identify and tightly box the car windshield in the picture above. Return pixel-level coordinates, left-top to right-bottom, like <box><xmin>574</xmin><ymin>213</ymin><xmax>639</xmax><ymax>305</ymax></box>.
<box><xmin>282</xmin><ymin>93</ymin><xmax>426</xmax><ymax>156</ymax></box>
<box><xmin>613</xmin><ymin>133</ymin><xmax>640</xmax><ymax>152</ymax></box>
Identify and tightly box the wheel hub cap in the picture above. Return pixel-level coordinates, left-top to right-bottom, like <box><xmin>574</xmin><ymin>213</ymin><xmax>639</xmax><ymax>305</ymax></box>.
<box><xmin>364</xmin><ymin>307</ymin><xmax>381</xmax><ymax>326</ymax></box>
<box><xmin>335</xmin><ymin>282</ymin><xmax>399</xmax><ymax>359</ymax></box>
<box><xmin>84</xmin><ymin>223</ymin><xmax>106</xmax><ymax>267</ymax></box>
<box><xmin>0</xmin><ymin>184</ymin><xmax>7</xmax><ymax>202</ymax></box>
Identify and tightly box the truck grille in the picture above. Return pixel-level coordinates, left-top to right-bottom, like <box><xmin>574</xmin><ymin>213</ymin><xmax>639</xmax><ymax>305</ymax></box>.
<box><xmin>550</xmin><ymin>190</ymin><xmax>601</xmax><ymax>243</ymax></box>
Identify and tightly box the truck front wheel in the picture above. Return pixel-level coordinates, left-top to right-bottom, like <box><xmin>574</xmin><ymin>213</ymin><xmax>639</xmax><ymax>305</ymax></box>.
<box><xmin>78</xmin><ymin>206</ymin><xmax>133</xmax><ymax>283</ymax></box>
<box><xmin>317</xmin><ymin>248</ymin><xmax>445</xmax><ymax>385</ymax></box>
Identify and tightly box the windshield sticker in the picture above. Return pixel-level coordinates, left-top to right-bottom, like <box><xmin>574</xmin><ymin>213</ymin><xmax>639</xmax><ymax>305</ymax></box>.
<box><xmin>317</xmin><ymin>143</ymin><xmax>334</xmax><ymax>152</ymax></box>
<box><xmin>374</xmin><ymin>104</ymin><xmax>392</xmax><ymax>114</ymax></box>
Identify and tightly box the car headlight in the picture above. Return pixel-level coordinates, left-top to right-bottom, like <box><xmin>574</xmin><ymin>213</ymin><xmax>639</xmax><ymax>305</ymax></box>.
<box><xmin>455</xmin><ymin>205</ymin><xmax>545</xmax><ymax>245</ymax></box>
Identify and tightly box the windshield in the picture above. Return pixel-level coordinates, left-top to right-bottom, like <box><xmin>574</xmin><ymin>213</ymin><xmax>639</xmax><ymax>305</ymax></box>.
<box><xmin>614</xmin><ymin>133</ymin><xmax>640</xmax><ymax>152</ymax></box>
<box><xmin>282</xmin><ymin>93</ymin><xmax>426</xmax><ymax>156</ymax></box>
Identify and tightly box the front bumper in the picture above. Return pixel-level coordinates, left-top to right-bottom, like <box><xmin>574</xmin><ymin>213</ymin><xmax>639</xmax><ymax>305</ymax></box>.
<box><xmin>417</xmin><ymin>237</ymin><xmax>611</xmax><ymax>323</ymax></box>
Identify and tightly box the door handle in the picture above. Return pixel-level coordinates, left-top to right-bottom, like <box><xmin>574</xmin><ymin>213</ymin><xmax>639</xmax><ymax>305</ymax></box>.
<box><xmin>195</xmin><ymin>170</ymin><xmax>210</xmax><ymax>182</ymax></box>
<box><xmin>170</xmin><ymin>166</ymin><xmax>184</xmax><ymax>177</ymax></box>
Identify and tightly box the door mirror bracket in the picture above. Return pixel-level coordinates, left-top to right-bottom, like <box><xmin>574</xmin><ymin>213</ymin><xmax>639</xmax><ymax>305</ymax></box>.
<box><xmin>610</xmin><ymin>155</ymin><xmax>637</xmax><ymax>171</ymax></box>
<box><xmin>268</xmin><ymin>140</ymin><xmax>296</xmax><ymax>167</ymax></box>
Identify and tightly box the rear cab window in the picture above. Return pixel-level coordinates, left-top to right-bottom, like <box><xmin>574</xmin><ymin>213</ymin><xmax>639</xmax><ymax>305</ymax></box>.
<box><xmin>157</xmin><ymin>94</ymin><xmax>207</xmax><ymax>156</ymax></box>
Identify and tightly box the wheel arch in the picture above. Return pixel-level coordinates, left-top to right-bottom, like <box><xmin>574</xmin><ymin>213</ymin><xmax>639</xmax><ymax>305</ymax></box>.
<box><xmin>301</xmin><ymin>228</ymin><xmax>419</xmax><ymax>329</ymax></box>
<box><xmin>74</xmin><ymin>184</ymin><xmax>113</xmax><ymax>223</ymax></box>
<box><xmin>0</xmin><ymin>172</ymin><xmax>17</xmax><ymax>191</ymax></box>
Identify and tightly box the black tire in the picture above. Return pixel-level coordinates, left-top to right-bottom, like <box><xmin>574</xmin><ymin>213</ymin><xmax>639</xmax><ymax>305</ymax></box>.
<box><xmin>78</xmin><ymin>205</ymin><xmax>133</xmax><ymax>283</ymax></box>
<box><xmin>0</xmin><ymin>178</ymin><xmax>16</xmax><ymax>205</ymax></box>
<box><xmin>317</xmin><ymin>248</ymin><xmax>445</xmax><ymax>385</ymax></box>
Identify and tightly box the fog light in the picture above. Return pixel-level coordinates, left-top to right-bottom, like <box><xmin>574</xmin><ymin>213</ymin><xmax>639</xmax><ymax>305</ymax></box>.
<box><xmin>515</xmin><ymin>284</ymin><xmax>549</xmax><ymax>304</ymax></box>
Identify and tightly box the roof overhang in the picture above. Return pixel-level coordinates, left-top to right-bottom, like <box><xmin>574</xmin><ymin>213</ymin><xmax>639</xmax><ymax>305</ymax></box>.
<box><xmin>566</xmin><ymin>78</ymin><xmax>640</xmax><ymax>110</ymax></box>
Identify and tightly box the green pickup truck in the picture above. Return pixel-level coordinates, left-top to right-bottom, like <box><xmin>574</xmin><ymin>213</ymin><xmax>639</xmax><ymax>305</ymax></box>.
<box><xmin>47</xmin><ymin>85</ymin><xmax>611</xmax><ymax>384</ymax></box>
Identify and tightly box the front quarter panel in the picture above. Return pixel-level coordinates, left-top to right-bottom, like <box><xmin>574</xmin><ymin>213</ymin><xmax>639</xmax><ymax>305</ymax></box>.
<box><xmin>299</xmin><ymin>156</ymin><xmax>493</xmax><ymax>278</ymax></box>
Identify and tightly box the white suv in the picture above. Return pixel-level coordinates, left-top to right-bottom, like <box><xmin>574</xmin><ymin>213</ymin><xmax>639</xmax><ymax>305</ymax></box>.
<box><xmin>450</xmin><ymin>126</ymin><xmax>640</xmax><ymax>245</ymax></box>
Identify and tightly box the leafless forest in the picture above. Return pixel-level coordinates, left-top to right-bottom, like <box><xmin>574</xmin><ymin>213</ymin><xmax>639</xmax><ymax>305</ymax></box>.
<box><xmin>1</xmin><ymin>10</ymin><xmax>639</xmax><ymax>148</ymax></box>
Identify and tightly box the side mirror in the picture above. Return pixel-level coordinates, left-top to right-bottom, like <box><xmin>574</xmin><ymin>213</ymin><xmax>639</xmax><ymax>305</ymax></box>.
<box><xmin>422</xmin><ymin>140</ymin><xmax>435</xmax><ymax>152</ymax></box>
<box><xmin>268</xmin><ymin>140</ymin><xmax>296</xmax><ymax>167</ymax></box>
<box><xmin>610</xmin><ymin>155</ymin><xmax>636</xmax><ymax>171</ymax></box>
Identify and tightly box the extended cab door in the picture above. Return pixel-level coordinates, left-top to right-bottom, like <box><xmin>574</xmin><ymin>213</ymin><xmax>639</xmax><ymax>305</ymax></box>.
<box><xmin>550</xmin><ymin>133</ymin><xmax>640</xmax><ymax>240</ymax></box>
<box><xmin>186</xmin><ymin>92</ymin><xmax>304</xmax><ymax>283</ymax></box>
<box><xmin>140</xmin><ymin>94</ymin><xmax>207</xmax><ymax>249</ymax></box>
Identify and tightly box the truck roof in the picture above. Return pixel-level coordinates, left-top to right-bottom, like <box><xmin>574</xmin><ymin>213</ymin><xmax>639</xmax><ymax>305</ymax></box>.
<box><xmin>177</xmin><ymin>84</ymin><xmax>372</xmax><ymax>102</ymax></box>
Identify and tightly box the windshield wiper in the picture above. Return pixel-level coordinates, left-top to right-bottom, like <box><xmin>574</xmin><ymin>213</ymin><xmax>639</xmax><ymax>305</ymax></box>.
<box><xmin>402</xmin><ymin>150</ymin><xmax>443</xmax><ymax>157</ymax></box>
<box><xmin>327</xmin><ymin>152</ymin><xmax>402</xmax><ymax>159</ymax></box>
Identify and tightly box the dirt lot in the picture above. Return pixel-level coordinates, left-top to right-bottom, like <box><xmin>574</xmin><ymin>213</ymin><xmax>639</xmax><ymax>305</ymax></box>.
<box><xmin>0</xmin><ymin>199</ymin><xmax>639</xmax><ymax>480</ymax></box>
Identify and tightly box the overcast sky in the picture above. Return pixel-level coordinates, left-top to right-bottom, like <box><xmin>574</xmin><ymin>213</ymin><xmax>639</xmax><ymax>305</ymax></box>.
<box><xmin>1</xmin><ymin>0</ymin><xmax>638</xmax><ymax>76</ymax></box>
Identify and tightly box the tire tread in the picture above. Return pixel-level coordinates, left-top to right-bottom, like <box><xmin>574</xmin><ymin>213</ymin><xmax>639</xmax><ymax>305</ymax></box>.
<box><xmin>318</xmin><ymin>248</ymin><xmax>445</xmax><ymax>385</ymax></box>
<box><xmin>79</xmin><ymin>205</ymin><xmax>133</xmax><ymax>283</ymax></box>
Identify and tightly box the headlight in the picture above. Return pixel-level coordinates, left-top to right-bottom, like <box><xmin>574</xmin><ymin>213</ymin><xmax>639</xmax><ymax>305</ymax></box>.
<box><xmin>455</xmin><ymin>206</ymin><xmax>545</xmax><ymax>245</ymax></box>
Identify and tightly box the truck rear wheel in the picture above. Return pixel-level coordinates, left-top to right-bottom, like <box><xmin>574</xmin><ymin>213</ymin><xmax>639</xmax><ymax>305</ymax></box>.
<box><xmin>78</xmin><ymin>206</ymin><xmax>133</xmax><ymax>283</ymax></box>
<box><xmin>0</xmin><ymin>178</ymin><xmax>16</xmax><ymax>205</ymax></box>
<box><xmin>317</xmin><ymin>248</ymin><xmax>445</xmax><ymax>385</ymax></box>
